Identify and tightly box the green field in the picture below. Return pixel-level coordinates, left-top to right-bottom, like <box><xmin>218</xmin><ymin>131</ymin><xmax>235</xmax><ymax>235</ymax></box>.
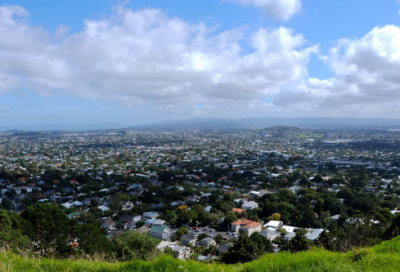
<box><xmin>3</xmin><ymin>236</ymin><xmax>400</xmax><ymax>272</ymax></box>
<box><xmin>299</xmin><ymin>134</ymin><xmax>322</xmax><ymax>139</ymax></box>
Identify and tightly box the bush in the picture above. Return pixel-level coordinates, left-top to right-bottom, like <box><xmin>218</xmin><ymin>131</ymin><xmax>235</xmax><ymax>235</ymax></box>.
<box><xmin>112</xmin><ymin>231</ymin><xmax>160</xmax><ymax>261</ymax></box>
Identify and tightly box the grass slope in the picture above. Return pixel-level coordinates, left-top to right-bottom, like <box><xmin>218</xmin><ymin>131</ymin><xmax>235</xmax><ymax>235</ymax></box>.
<box><xmin>2</xmin><ymin>237</ymin><xmax>400</xmax><ymax>272</ymax></box>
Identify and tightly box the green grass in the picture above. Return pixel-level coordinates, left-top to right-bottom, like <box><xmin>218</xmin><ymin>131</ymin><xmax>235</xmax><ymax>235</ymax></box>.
<box><xmin>3</xmin><ymin>237</ymin><xmax>400</xmax><ymax>272</ymax></box>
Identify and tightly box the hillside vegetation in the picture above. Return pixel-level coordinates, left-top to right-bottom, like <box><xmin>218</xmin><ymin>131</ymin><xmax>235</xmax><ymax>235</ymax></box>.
<box><xmin>2</xmin><ymin>236</ymin><xmax>400</xmax><ymax>272</ymax></box>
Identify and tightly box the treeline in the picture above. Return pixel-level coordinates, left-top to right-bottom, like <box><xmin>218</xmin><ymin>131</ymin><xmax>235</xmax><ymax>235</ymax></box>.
<box><xmin>0</xmin><ymin>203</ymin><xmax>160</xmax><ymax>261</ymax></box>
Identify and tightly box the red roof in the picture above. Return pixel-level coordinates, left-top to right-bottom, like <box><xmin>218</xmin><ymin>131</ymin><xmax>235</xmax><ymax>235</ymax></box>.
<box><xmin>232</xmin><ymin>219</ymin><xmax>261</xmax><ymax>228</ymax></box>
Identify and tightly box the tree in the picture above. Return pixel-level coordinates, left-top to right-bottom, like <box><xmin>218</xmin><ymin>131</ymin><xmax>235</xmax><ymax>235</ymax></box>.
<box><xmin>1</xmin><ymin>198</ymin><xmax>13</xmax><ymax>211</ymax></box>
<box><xmin>383</xmin><ymin>214</ymin><xmax>400</xmax><ymax>240</ymax></box>
<box><xmin>160</xmin><ymin>210</ymin><xmax>176</xmax><ymax>225</ymax></box>
<box><xmin>223</xmin><ymin>213</ymin><xmax>238</xmax><ymax>230</ymax></box>
<box><xmin>112</xmin><ymin>231</ymin><xmax>160</xmax><ymax>261</ymax></box>
<box><xmin>175</xmin><ymin>227</ymin><xmax>189</xmax><ymax>240</ymax></box>
<box><xmin>136</xmin><ymin>220</ymin><xmax>145</xmax><ymax>228</ymax></box>
<box><xmin>221</xmin><ymin>231</ymin><xmax>273</xmax><ymax>264</ymax></box>
<box><xmin>197</xmin><ymin>233</ymin><xmax>208</xmax><ymax>241</ymax></box>
<box><xmin>267</xmin><ymin>213</ymin><xmax>281</xmax><ymax>221</ymax></box>
<box><xmin>76</xmin><ymin>221</ymin><xmax>113</xmax><ymax>255</ymax></box>
<box><xmin>90</xmin><ymin>199</ymin><xmax>99</xmax><ymax>207</ymax></box>
<box><xmin>20</xmin><ymin>197</ymin><xmax>32</xmax><ymax>208</ymax></box>
<box><xmin>20</xmin><ymin>204</ymin><xmax>78</xmax><ymax>257</ymax></box>
<box><xmin>350</xmin><ymin>178</ymin><xmax>368</xmax><ymax>188</ymax></box>
<box><xmin>109</xmin><ymin>195</ymin><xmax>123</xmax><ymax>211</ymax></box>
<box><xmin>282</xmin><ymin>228</ymin><xmax>312</xmax><ymax>253</ymax></box>
<box><xmin>0</xmin><ymin>210</ymin><xmax>30</xmax><ymax>252</ymax></box>
<box><xmin>215</xmin><ymin>234</ymin><xmax>223</xmax><ymax>245</ymax></box>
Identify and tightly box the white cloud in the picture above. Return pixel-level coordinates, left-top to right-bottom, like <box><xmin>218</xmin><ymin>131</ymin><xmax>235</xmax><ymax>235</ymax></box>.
<box><xmin>273</xmin><ymin>25</ymin><xmax>400</xmax><ymax>117</ymax></box>
<box><xmin>226</xmin><ymin>0</ymin><xmax>301</xmax><ymax>21</ymax></box>
<box><xmin>0</xmin><ymin>4</ymin><xmax>317</xmax><ymax>110</ymax></box>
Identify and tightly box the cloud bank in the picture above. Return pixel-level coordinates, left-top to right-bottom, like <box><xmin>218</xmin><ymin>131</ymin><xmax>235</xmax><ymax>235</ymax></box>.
<box><xmin>227</xmin><ymin>0</ymin><xmax>302</xmax><ymax>21</ymax></box>
<box><xmin>2</xmin><ymin>4</ymin><xmax>400</xmax><ymax>118</ymax></box>
<box><xmin>0</xmin><ymin>5</ymin><xmax>316</xmax><ymax>109</ymax></box>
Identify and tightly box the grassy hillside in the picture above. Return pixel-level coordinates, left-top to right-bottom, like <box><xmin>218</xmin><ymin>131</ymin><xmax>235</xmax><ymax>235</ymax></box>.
<box><xmin>2</xmin><ymin>236</ymin><xmax>400</xmax><ymax>272</ymax></box>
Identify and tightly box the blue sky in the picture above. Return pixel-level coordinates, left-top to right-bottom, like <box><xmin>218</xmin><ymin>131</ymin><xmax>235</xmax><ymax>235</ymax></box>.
<box><xmin>1</xmin><ymin>0</ymin><xmax>400</xmax><ymax>128</ymax></box>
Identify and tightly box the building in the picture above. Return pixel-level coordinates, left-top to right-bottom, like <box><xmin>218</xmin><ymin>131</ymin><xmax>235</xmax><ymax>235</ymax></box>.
<box><xmin>150</xmin><ymin>220</ymin><xmax>171</xmax><ymax>240</ymax></box>
<box><xmin>241</xmin><ymin>201</ymin><xmax>259</xmax><ymax>211</ymax></box>
<box><xmin>285</xmin><ymin>228</ymin><xmax>325</xmax><ymax>241</ymax></box>
<box><xmin>231</xmin><ymin>219</ymin><xmax>262</xmax><ymax>236</ymax></box>
<box><xmin>157</xmin><ymin>241</ymin><xmax>177</xmax><ymax>251</ymax></box>
<box><xmin>172</xmin><ymin>246</ymin><xmax>193</xmax><ymax>260</ymax></box>
<box><xmin>217</xmin><ymin>243</ymin><xmax>233</xmax><ymax>256</ymax></box>
<box><xmin>232</xmin><ymin>208</ymin><xmax>245</xmax><ymax>214</ymax></box>
<box><xmin>260</xmin><ymin>229</ymin><xmax>281</xmax><ymax>241</ymax></box>
<box><xmin>181</xmin><ymin>233</ymin><xmax>197</xmax><ymax>246</ymax></box>
<box><xmin>98</xmin><ymin>217</ymin><xmax>116</xmax><ymax>231</ymax></box>
<box><xmin>264</xmin><ymin>220</ymin><xmax>283</xmax><ymax>229</ymax></box>
<box><xmin>196</xmin><ymin>237</ymin><xmax>216</xmax><ymax>247</ymax></box>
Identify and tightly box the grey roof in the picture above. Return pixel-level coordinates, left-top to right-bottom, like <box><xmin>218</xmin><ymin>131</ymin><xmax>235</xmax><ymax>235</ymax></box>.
<box><xmin>181</xmin><ymin>233</ymin><xmax>197</xmax><ymax>241</ymax></box>
<box><xmin>172</xmin><ymin>246</ymin><xmax>186</xmax><ymax>253</ymax></box>
<box><xmin>285</xmin><ymin>228</ymin><xmax>325</xmax><ymax>241</ymax></box>
<box><xmin>217</xmin><ymin>243</ymin><xmax>233</xmax><ymax>253</ymax></box>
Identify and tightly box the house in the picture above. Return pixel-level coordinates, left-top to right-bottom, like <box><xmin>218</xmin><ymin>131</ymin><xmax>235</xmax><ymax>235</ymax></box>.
<box><xmin>241</xmin><ymin>201</ymin><xmax>259</xmax><ymax>211</ymax></box>
<box><xmin>157</xmin><ymin>241</ymin><xmax>177</xmax><ymax>251</ymax></box>
<box><xmin>99</xmin><ymin>218</ymin><xmax>116</xmax><ymax>231</ymax></box>
<box><xmin>136</xmin><ymin>225</ymin><xmax>150</xmax><ymax>234</ymax></box>
<box><xmin>121</xmin><ymin>201</ymin><xmax>134</xmax><ymax>210</ymax></box>
<box><xmin>217</xmin><ymin>243</ymin><xmax>233</xmax><ymax>256</ymax></box>
<box><xmin>264</xmin><ymin>220</ymin><xmax>283</xmax><ymax>229</ymax></box>
<box><xmin>260</xmin><ymin>229</ymin><xmax>281</xmax><ymax>241</ymax></box>
<box><xmin>248</xmin><ymin>191</ymin><xmax>261</xmax><ymax>198</ymax></box>
<box><xmin>196</xmin><ymin>237</ymin><xmax>216</xmax><ymax>247</ymax></box>
<box><xmin>331</xmin><ymin>214</ymin><xmax>341</xmax><ymax>222</ymax></box>
<box><xmin>231</xmin><ymin>219</ymin><xmax>262</xmax><ymax>236</ymax></box>
<box><xmin>150</xmin><ymin>220</ymin><xmax>171</xmax><ymax>240</ymax></box>
<box><xmin>119</xmin><ymin>214</ymin><xmax>141</xmax><ymax>223</ymax></box>
<box><xmin>98</xmin><ymin>205</ymin><xmax>110</xmax><ymax>212</ymax></box>
<box><xmin>172</xmin><ymin>246</ymin><xmax>193</xmax><ymax>260</ymax></box>
<box><xmin>232</xmin><ymin>208</ymin><xmax>245</xmax><ymax>214</ymax></box>
<box><xmin>285</xmin><ymin>228</ymin><xmax>324</xmax><ymax>241</ymax></box>
<box><xmin>289</xmin><ymin>185</ymin><xmax>302</xmax><ymax>194</ymax></box>
<box><xmin>181</xmin><ymin>233</ymin><xmax>197</xmax><ymax>246</ymax></box>
<box><xmin>143</xmin><ymin>211</ymin><xmax>159</xmax><ymax>219</ymax></box>
<box><xmin>197</xmin><ymin>255</ymin><xmax>214</xmax><ymax>262</ymax></box>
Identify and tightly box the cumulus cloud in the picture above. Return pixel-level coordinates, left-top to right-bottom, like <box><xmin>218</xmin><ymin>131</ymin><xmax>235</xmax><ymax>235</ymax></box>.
<box><xmin>0</xmin><ymin>4</ymin><xmax>317</xmax><ymax>109</ymax></box>
<box><xmin>226</xmin><ymin>0</ymin><xmax>301</xmax><ymax>21</ymax></box>
<box><xmin>273</xmin><ymin>25</ymin><xmax>400</xmax><ymax>117</ymax></box>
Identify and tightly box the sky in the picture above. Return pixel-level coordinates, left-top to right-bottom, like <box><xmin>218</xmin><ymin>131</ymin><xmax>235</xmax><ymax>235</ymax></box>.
<box><xmin>1</xmin><ymin>0</ymin><xmax>400</xmax><ymax>128</ymax></box>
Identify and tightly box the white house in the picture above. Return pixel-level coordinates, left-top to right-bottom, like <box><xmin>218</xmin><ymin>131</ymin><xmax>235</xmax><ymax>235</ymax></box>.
<box><xmin>264</xmin><ymin>220</ymin><xmax>283</xmax><ymax>229</ymax></box>
<box><xmin>241</xmin><ymin>201</ymin><xmax>259</xmax><ymax>211</ymax></box>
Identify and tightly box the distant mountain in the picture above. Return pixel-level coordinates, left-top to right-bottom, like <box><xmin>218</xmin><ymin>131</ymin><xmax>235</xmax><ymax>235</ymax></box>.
<box><xmin>133</xmin><ymin>117</ymin><xmax>400</xmax><ymax>130</ymax></box>
<box><xmin>0</xmin><ymin>123</ymin><xmax>127</xmax><ymax>132</ymax></box>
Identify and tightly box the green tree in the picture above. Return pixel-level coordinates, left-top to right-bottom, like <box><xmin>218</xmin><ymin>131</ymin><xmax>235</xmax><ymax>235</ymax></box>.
<box><xmin>136</xmin><ymin>220</ymin><xmax>145</xmax><ymax>228</ymax></box>
<box><xmin>197</xmin><ymin>233</ymin><xmax>208</xmax><ymax>241</ymax></box>
<box><xmin>282</xmin><ymin>228</ymin><xmax>312</xmax><ymax>253</ymax></box>
<box><xmin>20</xmin><ymin>204</ymin><xmax>78</xmax><ymax>257</ymax></box>
<box><xmin>223</xmin><ymin>213</ymin><xmax>238</xmax><ymax>230</ymax></box>
<box><xmin>112</xmin><ymin>231</ymin><xmax>160</xmax><ymax>261</ymax></box>
<box><xmin>221</xmin><ymin>230</ymin><xmax>273</xmax><ymax>264</ymax></box>
<box><xmin>175</xmin><ymin>227</ymin><xmax>189</xmax><ymax>240</ymax></box>
<box><xmin>0</xmin><ymin>210</ymin><xmax>30</xmax><ymax>252</ymax></box>
<box><xmin>76</xmin><ymin>221</ymin><xmax>113</xmax><ymax>255</ymax></box>
<box><xmin>1</xmin><ymin>198</ymin><xmax>13</xmax><ymax>211</ymax></box>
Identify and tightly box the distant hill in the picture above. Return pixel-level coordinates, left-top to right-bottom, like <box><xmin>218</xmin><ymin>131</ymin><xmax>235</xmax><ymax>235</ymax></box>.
<box><xmin>133</xmin><ymin>117</ymin><xmax>400</xmax><ymax>130</ymax></box>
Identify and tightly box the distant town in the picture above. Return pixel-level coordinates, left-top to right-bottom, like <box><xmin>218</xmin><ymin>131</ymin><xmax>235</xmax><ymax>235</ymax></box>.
<box><xmin>1</xmin><ymin>126</ymin><xmax>400</xmax><ymax>262</ymax></box>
